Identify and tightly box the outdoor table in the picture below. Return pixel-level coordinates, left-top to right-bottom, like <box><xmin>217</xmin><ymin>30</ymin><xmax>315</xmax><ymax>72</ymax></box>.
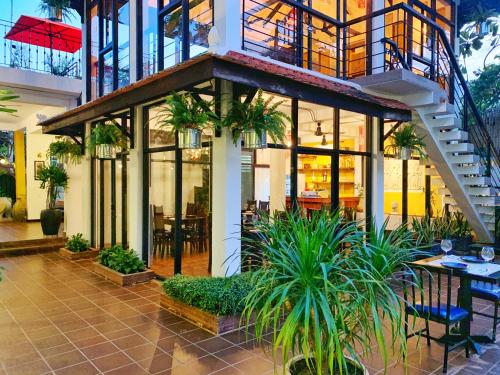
<box><xmin>412</xmin><ymin>255</ymin><xmax>500</xmax><ymax>353</ymax></box>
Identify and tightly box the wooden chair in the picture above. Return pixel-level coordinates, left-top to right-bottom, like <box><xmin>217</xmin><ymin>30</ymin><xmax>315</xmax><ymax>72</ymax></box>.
<box><xmin>468</xmin><ymin>281</ymin><xmax>500</xmax><ymax>342</ymax></box>
<box><xmin>402</xmin><ymin>265</ymin><xmax>470</xmax><ymax>373</ymax></box>
<box><xmin>258</xmin><ymin>200</ymin><xmax>270</xmax><ymax>213</ymax></box>
<box><xmin>152</xmin><ymin>213</ymin><xmax>171</xmax><ymax>256</ymax></box>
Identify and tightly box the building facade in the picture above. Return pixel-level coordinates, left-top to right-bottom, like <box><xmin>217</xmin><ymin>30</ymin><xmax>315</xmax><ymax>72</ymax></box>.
<box><xmin>40</xmin><ymin>0</ymin><xmax>499</xmax><ymax>277</ymax></box>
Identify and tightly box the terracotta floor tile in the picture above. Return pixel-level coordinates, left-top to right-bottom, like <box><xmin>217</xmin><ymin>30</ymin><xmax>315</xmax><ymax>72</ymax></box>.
<box><xmin>81</xmin><ymin>341</ymin><xmax>120</xmax><ymax>360</ymax></box>
<box><xmin>124</xmin><ymin>343</ymin><xmax>166</xmax><ymax>362</ymax></box>
<box><xmin>91</xmin><ymin>352</ymin><xmax>133</xmax><ymax>373</ymax></box>
<box><xmin>54</xmin><ymin>361</ymin><xmax>100</xmax><ymax>375</ymax></box>
<box><xmin>6</xmin><ymin>359</ymin><xmax>51</xmax><ymax>375</ymax></box>
<box><xmin>45</xmin><ymin>349</ymin><xmax>87</xmax><ymax>370</ymax></box>
<box><xmin>184</xmin><ymin>354</ymin><xmax>229</xmax><ymax>374</ymax></box>
<box><xmin>105</xmin><ymin>363</ymin><xmax>148</xmax><ymax>375</ymax></box>
<box><xmin>137</xmin><ymin>353</ymin><xmax>174</xmax><ymax>373</ymax></box>
<box><xmin>233</xmin><ymin>355</ymin><xmax>275</xmax><ymax>374</ymax></box>
<box><xmin>112</xmin><ymin>334</ymin><xmax>149</xmax><ymax>350</ymax></box>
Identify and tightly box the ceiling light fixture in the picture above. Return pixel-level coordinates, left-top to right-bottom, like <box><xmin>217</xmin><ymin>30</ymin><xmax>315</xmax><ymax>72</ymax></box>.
<box><xmin>314</xmin><ymin>122</ymin><xmax>323</xmax><ymax>136</ymax></box>
<box><xmin>321</xmin><ymin>135</ymin><xmax>327</xmax><ymax>146</ymax></box>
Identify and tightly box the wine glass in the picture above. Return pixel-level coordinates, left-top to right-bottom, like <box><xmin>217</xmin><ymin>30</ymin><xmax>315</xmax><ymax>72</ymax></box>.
<box><xmin>481</xmin><ymin>246</ymin><xmax>495</xmax><ymax>273</ymax></box>
<box><xmin>441</xmin><ymin>239</ymin><xmax>453</xmax><ymax>260</ymax></box>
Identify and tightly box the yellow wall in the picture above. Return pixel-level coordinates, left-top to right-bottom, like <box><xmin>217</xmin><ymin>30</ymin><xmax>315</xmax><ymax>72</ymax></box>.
<box><xmin>13</xmin><ymin>130</ymin><xmax>26</xmax><ymax>203</ymax></box>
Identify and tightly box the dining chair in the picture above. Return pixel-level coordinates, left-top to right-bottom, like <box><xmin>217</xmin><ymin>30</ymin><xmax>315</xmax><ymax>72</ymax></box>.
<box><xmin>258</xmin><ymin>200</ymin><xmax>270</xmax><ymax>213</ymax></box>
<box><xmin>468</xmin><ymin>281</ymin><xmax>500</xmax><ymax>342</ymax></box>
<box><xmin>152</xmin><ymin>213</ymin><xmax>171</xmax><ymax>256</ymax></box>
<box><xmin>403</xmin><ymin>265</ymin><xmax>470</xmax><ymax>373</ymax></box>
<box><xmin>246</xmin><ymin>200</ymin><xmax>257</xmax><ymax>212</ymax></box>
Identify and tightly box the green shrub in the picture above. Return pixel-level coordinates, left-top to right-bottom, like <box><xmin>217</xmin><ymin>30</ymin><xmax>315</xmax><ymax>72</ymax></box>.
<box><xmin>162</xmin><ymin>273</ymin><xmax>253</xmax><ymax>316</ymax></box>
<box><xmin>97</xmin><ymin>245</ymin><xmax>145</xmax><ymax>274</ymax></box>
<box><xmin>65</xmin><ymin>233</ymin><xmax>90</xmax><ymax>252</ymax></box>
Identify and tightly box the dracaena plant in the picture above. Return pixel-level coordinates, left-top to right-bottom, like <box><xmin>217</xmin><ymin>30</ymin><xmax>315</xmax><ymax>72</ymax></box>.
<box><xmin>386</xmin><ymin>122</ymin><xmax>426</xmax><ymax>159</ymax></box>
<box><xmin>156</xmin><ymin>91</ymin><xmax>217</xmax><ymax>133</ymax></box>
<box><xmin>47</xmin><ymin>136</ymin><xmax>83</xmax><ymax>165</ymax></box>
<box><xmin>241</xmin><ymin>209</ymin><xmax>416</xmax><ymax>375</ymax></box>
<box><xmin>223</xmin><ymin>89</ymin><xmax>290</xmax><ymax>146</ymax></box>
<box><xmin>38</xmin><ymin>164</ymin><xmax>68</xmax><ymax>210</ymax></box>
<box><xmin>88</xmin><ymin>121</ymin><xmax>128</xmax><ymax>155</ymax></box>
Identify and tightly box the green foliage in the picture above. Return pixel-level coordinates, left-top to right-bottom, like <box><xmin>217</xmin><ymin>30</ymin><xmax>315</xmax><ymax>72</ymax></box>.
<box><xmin>0</xmin><ymin>90</ymin><xmax>18</xmax><ymax>114</ymax></box>
<box><xmin>412</xmin><ymin>212</ymin><xmax>472</xmax><ymax>245</ymax></box>
<box><xmin>65</xmin><ymin>233</ymin><xmax>90</xmax><ymax>253</ymax></box>
<box><xmin>38</xmin><ymin>0</ymin><xmax>74</xmax><ymax>21</ymax></box>
<box><xmin>163</xmin><ymin>273</ymin><xmax>253</xmax><ymax>316</ymax></box>
<box><xmin>458</xmin><ymin>0</ymin><xmax>499</xmax><ymax>30</ymax></box>
<box><xmin>48</xmin><ymin>137</ymin><xmax>83</xmax><ymax>165</ymax></box>
<box><xmin>97</xmin><ymin>245</ymin><xmax>146</xmax><ymax>274</ymax></box>
<box><xmin>241</xmin><ymin>209</ymin><xmax>414</xmax><ymax>375</ymax></box>
<box><xmin>386</xmin><ymin>122</ymin><xmax>426</xmax><ymax>159</ymax></box>
<box><xmin>88</xmin><ymin>121</ymin><xmax>128</xmax><ymax>155</ymax></box>
<box><xmin>411</xmin><ymin>215</ymin><xmax>436</xmax><ymax>247</ymax></box>
<box><xmin>156</xmin><ymin>92</ymin><xmax>217</xmax><ymax>133</ymax></box>
<box><xmin>450</xmin><ymin>212</ymin><xmax>472</xmax><ymax>238</ymax></box>
<box><xmin>469</xmin><ymin>63</ymin><xmax>500</xmax><ymax>112</ymax></box>
<box><xmin>38</xmin><ymin>164</ymin><xmax>68</xmax><ymax>209</ymax></box>
<box><xmin>223</xmin><ymin>89</ymin><xmax>291</xmax><ymax>146</ymax></box>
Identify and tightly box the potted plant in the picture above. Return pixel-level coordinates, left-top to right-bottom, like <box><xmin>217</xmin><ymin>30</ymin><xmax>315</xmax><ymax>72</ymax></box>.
<box><xmin>161</xmin><ymin>273</ymin><xmax>253</xmax><ymax>334</ymax></box>
<box><xmin>48</xmin><ymin>136</ymin><xmax>83</xmax><ymax>165</ymax></box>
<box><xmin>157</xmin><ymin>92</ymin><xmax>217</xmax><ymax>149</ymax></box>
<box><xmin>38</xmin><ymin>0</ymin><xmax>73</xmax><ymax>22</ymax></box>
<box><xmin>88</xmin><ymin>121</ymin><xmax>127</xmax><ymax>159</ymax></box>
<box><xmin>223</xmin><ymin>89</ymin><xmax>290</xmax><ymax>149</ymax></box>
<box><xmin>59</xmin><ymin>233</ymin><xmax>99</xmax><ymax>260</ymax></box>
<box><xmin>411</xmin><ymin>214</ymin><xmax>440</xmax><ymax>255</ymax></box>
<box><xmin>386</xmin><ymin>122</ymin><xmax>426</xmax><ymax>160</ymax></box>
<box><xmin>94</xmin><ymin>245</ymin><xmax>155</xmax><ymax>286</ymax></box>
<box><xmin>241</xmin><ymin>210</ymin><xmax>416</xmax><ymax>375</ymax></box>
<box><xmin>38</xmin><ymin>164</ymin><xmax>68</xmax><ymax>235</ymax></box>
<box><xmin>450</xmin><ymin>212</ymin><xmax>473</xmax><ymax>253</ymax></box>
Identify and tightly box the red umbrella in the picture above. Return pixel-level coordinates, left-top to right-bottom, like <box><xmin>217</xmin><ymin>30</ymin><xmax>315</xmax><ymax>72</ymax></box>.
<box><xmin>5</xmin><ymin>15</ymin><xmax>81</xmax><ymax>53</ymax></box>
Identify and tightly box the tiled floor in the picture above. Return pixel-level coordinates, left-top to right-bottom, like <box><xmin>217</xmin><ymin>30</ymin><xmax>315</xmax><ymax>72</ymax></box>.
<box><xmin>0</xmin><ymin>253</ymin><xmax>499</xmax><ymax>375</ymax></box>
<box><xmin>0</xmin><ymin>222</ymin><xmax>48</xmax><ymax>243</ymax></box>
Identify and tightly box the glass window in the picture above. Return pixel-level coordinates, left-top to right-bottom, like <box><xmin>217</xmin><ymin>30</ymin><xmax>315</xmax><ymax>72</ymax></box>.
<box><xmin>163</xmin><ymin>8</ymin><xmax>183</xmax><ymax>69</ymax></box>
<box><xmin>298</xmin><ymin>101</ymin><xmax>335</xmax><ymax>149</ymax></box>
<box><xmin>189</xmin><ymin>0</ymin><xmax>212</xmax><ymax>58</ymax></box>
<box><xmin>339</xmin><ymin>110</ymin><xmax>366</xmax><ymax>152</ymax></box>
<box><xmin>90</xmin><ymin>4</ymin><xmax>99</xmax><ymax>100</ymax></box>
<box><xmin>103</xmin><ymin>0</ymin><xmax>114</xmax><ymax>47</ymax></box>
<box><xmin>117</xmin><ymin>1</ymin><xmax>130</xmax><ymax>88</ymax></box>
<box><xmin>142</xmin><ymin>0</ymin><xmax>158</xmax><ymax>77</ymax></box>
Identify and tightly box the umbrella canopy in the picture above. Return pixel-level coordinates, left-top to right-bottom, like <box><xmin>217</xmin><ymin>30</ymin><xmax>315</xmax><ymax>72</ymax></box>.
<box><xmin>5</xmin><ymin>15</ymin><xmax>81</xmax><ymax>53</ymax></box>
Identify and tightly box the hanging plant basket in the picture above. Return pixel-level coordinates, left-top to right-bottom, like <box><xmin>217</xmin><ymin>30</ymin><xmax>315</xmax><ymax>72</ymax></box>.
<box><xmin>96</xmin><ymin>144</ymin><xmax>117</xmax><ymax>159</ymax></box>
<box><xmin>48</xmin><ymin>6</ymin><xmax>63</xmax><ymax>22</ymax></box>
<box><xmin>398</xmin><ymin>147</ymin><xmax>411</xmax><ymax>160</ymax></box>
<box><xmin>178</xmin><ymin>128</ymin><xmax>202</xmax><ymax>149</ymax></box>
<box><xmin>243</xmin><ymin>130</ymin><xmax>267</xmax><ymax>149</ymax></box>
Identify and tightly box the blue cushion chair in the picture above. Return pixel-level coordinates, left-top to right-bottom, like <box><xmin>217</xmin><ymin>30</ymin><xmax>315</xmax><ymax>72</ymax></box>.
<box><xmin>470</xmin><ymin>281</ymin><xmax>500</xmax><ymax>341</ymax></box>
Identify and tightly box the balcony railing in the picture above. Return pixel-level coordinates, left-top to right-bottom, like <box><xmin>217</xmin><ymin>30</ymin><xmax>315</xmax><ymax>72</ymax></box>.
<box><xmin>242</xmin><ymin>1</ymin><xmax>499</xmax><ymax>189</ymax></box>
<box><xmin>0</xmin><ymin>19</ymin><xmax>82</xmax><ymax>79</ymax></box>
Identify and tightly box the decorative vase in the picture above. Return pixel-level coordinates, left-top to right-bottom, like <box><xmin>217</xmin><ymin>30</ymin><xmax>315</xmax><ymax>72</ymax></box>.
<box><xmin>399</xmin><ymin>147</ymin><xmax>411</xmax><ymax>160</ymax></box>
<box><xmin>243</xmin><ymin>130</ymin><xmax>267</xmax><ymax>149</ymax></box>
<box><xmin>96</xmin><ymin>144</ymin><xmax>116</xmax><ymax>159</ymax></box>
<box><xmin>40</xmin><ymin>209</ymin><xmax>62</xmax><ymax>236</ymax></box>
<box><xmin>285</xmin><ymin>354</ymin><xmax>369</xmax><ymax>375</ymax></box>
<box><xmin>12</xmin><ymin>198</ymin><xmax>26</xmax><ymax>222</ymax></box>
<box><xmin>178</xmin><ymin>128</ymin><xmax>202</xmax><ymax>149</ymax></box>
<box><xmin>48</xmin><ymin>6</ymin><xmax>63</xmax><ymax>22</ymax></box>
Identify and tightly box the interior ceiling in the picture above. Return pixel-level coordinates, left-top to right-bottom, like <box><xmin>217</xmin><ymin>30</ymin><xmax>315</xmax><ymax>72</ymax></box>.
<box><xmin>0</xmin><ymin>102</ymin><xmax>64</xmax><ymax>131</ymax></box>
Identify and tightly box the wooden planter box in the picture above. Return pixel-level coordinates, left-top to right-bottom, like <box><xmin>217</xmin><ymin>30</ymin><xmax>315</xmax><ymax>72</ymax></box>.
<box><xmin>92</xmin><ymin>262</ymin><xmax>155</xmax><ymax>287</ymax></box>
<box><xmin>160</xmin><ymin>294</ymin><xmax>244</xmax><ymax>335</ymax></box>
<box><xmin>59</xmin><ymin>247</ymin><xmax>99</xmax><ymax>260</ymax></box>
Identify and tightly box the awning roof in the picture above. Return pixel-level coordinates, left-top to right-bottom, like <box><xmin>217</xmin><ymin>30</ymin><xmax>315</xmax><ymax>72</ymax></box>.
<box><xmin>40</xmin><ymin>51</ymin><xmax>411</xmax><ymax>135</ymax></box>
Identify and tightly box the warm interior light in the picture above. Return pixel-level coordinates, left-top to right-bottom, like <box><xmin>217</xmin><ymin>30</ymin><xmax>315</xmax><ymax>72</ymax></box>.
<box><xmin>314</xmin><ymin>122</ymin><xmax>323</xmax><ymax>136</ymax></box>
<box><xmin>321</xmin><ymin>135</ymin><xmax>327</xmax><ymax>146</ymax></box>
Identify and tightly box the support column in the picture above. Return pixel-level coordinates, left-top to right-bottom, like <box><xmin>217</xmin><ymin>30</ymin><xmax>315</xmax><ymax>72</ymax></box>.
<box><xmin>129</xmin><ymin>106</ymin><xmax>144</xmax><ymax>259</ymax></box>
<box><xmin>209</xmin><ymin>0</ymin><xmax>241</xmax><ymax>54</ymax></box>
<box><xmin>13</xmin><ymin>130</ymin><xmax>26</xmax><ymax>205</ymax></box>
<box><xmin>269</xmin><ymin>149</ymin><xmax>286</xmax><ymax>213</ymax></box>
<box><xmin>371</xmin><ymin>0</ymin><xmax>385</xmax><ymax>74</ymax></box>
<box><xmin>371</xmin><ymin>117</ymin><xmax>385</xmax><ymax>229</ymax></box>
<box><xmin>211</xmin><ymin>80</ymin><xmax>241</xmax><ymax>276</ymax></box>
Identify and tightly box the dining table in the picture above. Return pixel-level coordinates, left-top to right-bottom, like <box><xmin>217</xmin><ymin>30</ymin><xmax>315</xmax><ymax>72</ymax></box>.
<box><xmin>412</xmin><ymin>254</ymin><xmax>500</xmax><ymax>354</ymax></box>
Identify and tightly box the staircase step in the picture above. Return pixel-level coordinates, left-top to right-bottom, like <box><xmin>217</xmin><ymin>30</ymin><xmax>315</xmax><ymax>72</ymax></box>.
<box><xmin>438</xmin><ymin>188</ymin><xmax>451</xmax><ymax>195</ymax></box>
<box><xmin>462</xmin><ymin>176</ymin><xmax>491</xmax><ymax>185</ymax></box>
<box><xmin>443</xmin><ymin>196</ymin><xmax>457</xmax><ymax>205</ymax></box>
<box><xmin>487</xmin><ymin>223</ymin><xmax>496</xmax><ymax>231</ymax></box>
<box><xmin>448</xmin><ymin>154</ymin><xmax>480</xmax><ymax>164</ymax></box>
<box><xmin>477</xmin><ymin>205</ymin><xmax>495</xmax><ymax>214</ymax></box>
<box><xmin>482</xmin><ymin>215</ymin><xmax>496</xmax><ymax>223</ymax></box>
<box><xmin>455</xmin><ymin>165</ymin><xmax>485</xmax><ymax>175</ymax></box>
<box><xmin>443</xmin><ymin>142</ymin><xmax>474</xmax><ymax>153</ymax></box>
<box><xmin>427</xmin><ymin>115</ymin><xmax>460</xmax><ymax>129</ymax></box>
<box><xmin>429</xmin><ymin>112</ymin><xmax>457</xmax><ymax>120</ymax></box>
<box><xmin>472</xmin><ymin>196</ymin><xmax>499</xmax><ymax>205</ymax></box>
<box><xmin>437</xmin><ymin>130</ymin><xmax>468</xmax><ymax>142</ymax></box>
<box><xmin>466</xmin><ymin>186</ymin><xmax>496</xmax><ymax>196</ymax></box>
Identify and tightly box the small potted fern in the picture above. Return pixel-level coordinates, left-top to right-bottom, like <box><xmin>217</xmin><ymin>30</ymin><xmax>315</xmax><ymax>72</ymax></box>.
<box><xmin>157</xmin><ymin>92</ymin><xmax>217</xmax><ymax>149</ymax></box>
<box><xmin>48</xmin><ymin>136</ymin><xmax>83</xmax><ymax>165</ymax></box>
<box><xmin>88</xmin><ymin>121</ymin><xmax>128</xmax><ymax>159</ymax></box>
<box><xmin>59</xmin><ymin>233</ymin><xmax>99</xmax><ymax>260</ymax></box>
<box><xmin>223</xmin><ymin>89</ymin><xmax>290</xmax><ymax>149</ymax></box>
<box><xmin>386</xmin><ymin>122</ymin><xmax>426</xmax><ymax>160</ymax></box>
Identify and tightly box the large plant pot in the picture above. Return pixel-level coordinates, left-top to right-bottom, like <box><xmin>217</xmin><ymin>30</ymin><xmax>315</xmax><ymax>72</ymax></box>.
<box><xmin>48</xmin><ymin>6</ymin><xmax>63</xmax><ymax>22</ymax></box>
<box><xmin>40</xmin><ymin>209</ymin><xmax>62</xmax><ymax>236</ymax></box>
<box><xmin>398</xmin><ymin>147</ymin><xmax>411</xmax><ymax>160</ymax></box>
<box><xmin>243</xmin><ymin>130</ymin><xmax>267</xmax><ymax>149</ymax></box>
<box><xmin>285</xmin><ymin>354</ymin><xmax>369</xmax><ymax>375</ymax></box>
<box><xmin>178</xmin><ymin>128</ymin><xmax>202</xmax><ymax>149</ymax></box>
<box><xmin>12</xmin><ymin>198</ymin><xmax>26</xmax><ymax>222</ymax></box>
<box><xmin>96</xmin><ymin>144</ymin><xmax>116</xmax><ymax>159</ymax></box>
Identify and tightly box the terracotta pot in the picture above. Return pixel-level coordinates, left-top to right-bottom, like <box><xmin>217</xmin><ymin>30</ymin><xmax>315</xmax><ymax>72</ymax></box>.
<box><xmin>243</xmin><ymin>130</ymin><xmax>267</xmax><ymax>149</ymax></box>
<box><xmin>178</xmin><ymin>128</ymin><xmax>202</xmax><ymax>149</ymax></box>
<box><xmin>285</xmin><ymin>354</ymin><xmax>369</xmax><ymax>375</ymax></box>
